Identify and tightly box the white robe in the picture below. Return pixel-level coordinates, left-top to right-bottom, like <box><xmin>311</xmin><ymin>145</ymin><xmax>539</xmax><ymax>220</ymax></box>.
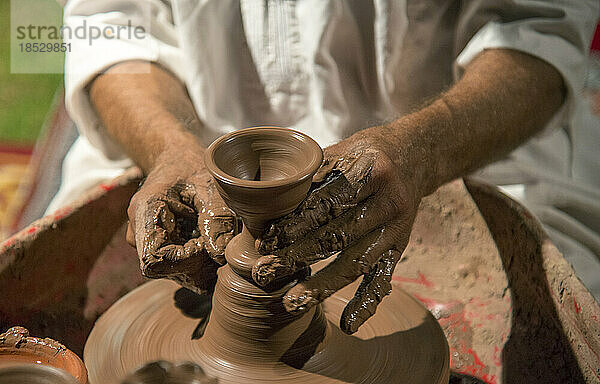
<box><xmin>51</xmin><ymin>0</ymin><xmax>600</xmax><ymax>299</ymax></box>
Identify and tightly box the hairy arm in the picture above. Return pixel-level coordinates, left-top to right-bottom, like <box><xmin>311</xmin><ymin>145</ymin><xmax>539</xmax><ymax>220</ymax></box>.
<box><xmin>256</xmin><ymin>48</ymin><xmax>566</xmax><ymax>333</ymax></box>
<box><xmin>89</xmin><ymin>61</ymin><xmax>205</xmax><ymax>172</ymax></box>
<box><xmin>88</xmin><ymin>61</ymin><xmax>236</xmax><ymax>299</ymax></box>
<box><xmin>390</xmin><ymin>48</ymin><xmax>565</xmax><ymax>196</ymax></box>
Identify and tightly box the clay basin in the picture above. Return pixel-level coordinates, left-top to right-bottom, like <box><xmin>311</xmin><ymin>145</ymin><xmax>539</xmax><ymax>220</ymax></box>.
<box><xmin>0</xmin><ymin>327</ymin><xmax>87</xmax><ymax>383</ymax></box>
<box><xmin>0</xmin><ymin>365</ymin><xmax>80</xmax><ymax>384</ymax></box>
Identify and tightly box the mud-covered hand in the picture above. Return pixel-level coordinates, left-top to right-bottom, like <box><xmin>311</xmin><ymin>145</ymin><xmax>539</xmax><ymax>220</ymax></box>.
<box><xmin>253</xmin><ymin>128</ymin><xmax>422</xmax><ymax>334</ymax></box>
<box><xmin>126</xmin><ymin>150</ymin><xmax>238</xmax><ymax>296</ymax></box>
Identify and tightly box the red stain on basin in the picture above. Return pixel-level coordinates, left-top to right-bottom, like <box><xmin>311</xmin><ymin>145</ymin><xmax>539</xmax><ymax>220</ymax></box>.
<box><xmin>573</xmin><ymin>298</ymin><xmax>582</xmax><ymax>314</ymax></box>
<box><xmin>99</xmin><ymin>183</ymin><xmax>114</xmax><ymax>192</ymax></box>
<box><xmin>392</xmin><ymin>272</ymin><xmax>435</xmax><ymax>288</ymax></box>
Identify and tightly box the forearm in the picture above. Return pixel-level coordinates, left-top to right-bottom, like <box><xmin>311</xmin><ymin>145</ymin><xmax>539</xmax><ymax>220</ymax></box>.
<box><xmin>89</xmin><ymin>61</ymin><xmax>204</xmax><ymax>173</ymax></box>
<box><xmin>383</xmin><ymin>49</ymin><xmax>566</xmax><ymax>197</ymax></box>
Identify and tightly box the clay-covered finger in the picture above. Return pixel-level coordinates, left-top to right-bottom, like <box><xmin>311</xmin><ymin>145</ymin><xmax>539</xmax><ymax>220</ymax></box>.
<box><xmin>144</xmin><ymin>239</ymin><xmax>219</xmax><ymax>294</ymax></box>
<box><xmin>136</xmin><ymin>199</ymin><xmax>200</xmax><ymax>274</ymax></box>
<box><xmin>200</xmin><ymin>206</ymin><xmax>237</xmax><ymax>263</ymax></box>
<box><xmin>282</xmin><ymin>229</ymin><xmax>385</xmax><ymax>314</ymax></box>
<box><xmin>252</xmin><ymin>196</ymin><xmax>399</xmax><ymax>286</ymax></box>
<box><xmin>282</xmin><ymin>218</ymin><xmax>411</xmax><ymax>314</ymax></box>
<box><xmin>191</xmin><ymin>180</ymin><xmax>237</xmax><ymax>262</ymax></box>
<box><xmin>135</xmin><ymin>198</ymin><xmax>170</xmax><ymax>268</ymax></box>
<box><xmin>169</xmin><ymin>251</ymin><xmax>219</xmax><ymax>295</ymax></box>
<box><xmin>339</xmin><ymin>250</ymin><xmax>401</xmax><ymax>334</ymax></box>
<box><xmin>143</xmin><ymin>238</ymin><xmax>204</xmax><ymax>274</ymax></box>
<box><xmin>258</xmin><ymin>153</ymin><xmax>380</xmax><ymax>254</ymax></box>
<box><xmin>164</xmin><ymin>198</ymin><xmax>197</xmax><ymax>219</ymax></box>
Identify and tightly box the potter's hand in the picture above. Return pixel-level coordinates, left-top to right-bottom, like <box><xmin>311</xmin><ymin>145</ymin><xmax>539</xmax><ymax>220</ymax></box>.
<box><xmin>126</xmin><ymin>151</ymin><xmax>238</xmax><ymax>295</ymax></box>
<box><xmin>254</xmin><ymin>129</ymin><xmax>421</xmax><ymax>334</ymax></box>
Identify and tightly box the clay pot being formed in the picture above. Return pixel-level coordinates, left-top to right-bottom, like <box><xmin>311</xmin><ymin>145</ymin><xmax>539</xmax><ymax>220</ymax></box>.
<box><xmin>84</xmin><ymin>127</ymin><xmax>450</xmax><ymax>384</ymax></box>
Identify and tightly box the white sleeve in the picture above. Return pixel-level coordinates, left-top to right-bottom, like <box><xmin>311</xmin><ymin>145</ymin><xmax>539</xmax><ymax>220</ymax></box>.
<box><xmin>63</xmin><ymin>0</ymin><xmax>185</xmax><ymax>159</ymax></box>
<box><xmin>455</xmin><ymin>0</ymin><xmax>600</xmax><ymax>133</ymax></box>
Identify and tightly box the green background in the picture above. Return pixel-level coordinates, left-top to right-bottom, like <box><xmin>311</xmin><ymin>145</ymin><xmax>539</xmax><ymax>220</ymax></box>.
<box><xmin>0</xmin><ymin>0</ymin><xmax>63</xmax><ymax>144</ymax></box>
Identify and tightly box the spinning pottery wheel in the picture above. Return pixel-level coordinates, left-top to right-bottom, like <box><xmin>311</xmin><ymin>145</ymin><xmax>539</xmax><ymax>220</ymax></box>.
<box><xmin>84</xmin><ymin>127</ymin><xmax>450</xmax><ymax>383</ymax></box>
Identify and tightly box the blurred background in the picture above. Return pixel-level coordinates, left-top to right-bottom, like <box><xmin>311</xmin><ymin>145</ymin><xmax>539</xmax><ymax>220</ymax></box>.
<box><xmin>0</xmin><ymin>0</ymin><xmax>64</xmax><ymax>238</ymax></box>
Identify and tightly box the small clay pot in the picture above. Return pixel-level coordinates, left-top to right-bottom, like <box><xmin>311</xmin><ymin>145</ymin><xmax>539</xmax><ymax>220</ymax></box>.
<box><xmin>204</xmin><ymin>126</ymin><xmax>323</xmax><ymax>238</ymax></box>
<box><xmin>0</xmin><ymin>327</ymin><xmax>87</xmax><ymax>383</ymax></box>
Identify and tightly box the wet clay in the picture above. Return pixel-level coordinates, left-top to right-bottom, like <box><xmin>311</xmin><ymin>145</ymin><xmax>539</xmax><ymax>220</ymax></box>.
<box><xmin>0</xmin><ymin>327</ymin><xmax>87</xmax><ymax>383</ymax></box>
<box><xmin>84</xmin><ymin>127</ymin><xmax>450</xmax><ymax>383</ymax></box>
<box><xmin>204</xmin><ymin>127</ymin><xmax>323</xmax><ymax>239</ymax></box>
<box><xmin>85</xmin><ymin>279</ymin><xmax>450</xmax><ymax>383</ymax></box>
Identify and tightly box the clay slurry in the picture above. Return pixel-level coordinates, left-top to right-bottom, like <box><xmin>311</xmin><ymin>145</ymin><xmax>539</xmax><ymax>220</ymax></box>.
<box><xmin>0</xmin><ymin>327</ymin><xmax>88</xmax><ymax>383</ymax></box>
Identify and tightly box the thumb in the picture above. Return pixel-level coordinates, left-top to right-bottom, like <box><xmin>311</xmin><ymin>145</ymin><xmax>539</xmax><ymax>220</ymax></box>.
<box><xmin>126</xmin><ymin>220</ymin><xmax>136</xmax><ymax>247</ymax></box>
